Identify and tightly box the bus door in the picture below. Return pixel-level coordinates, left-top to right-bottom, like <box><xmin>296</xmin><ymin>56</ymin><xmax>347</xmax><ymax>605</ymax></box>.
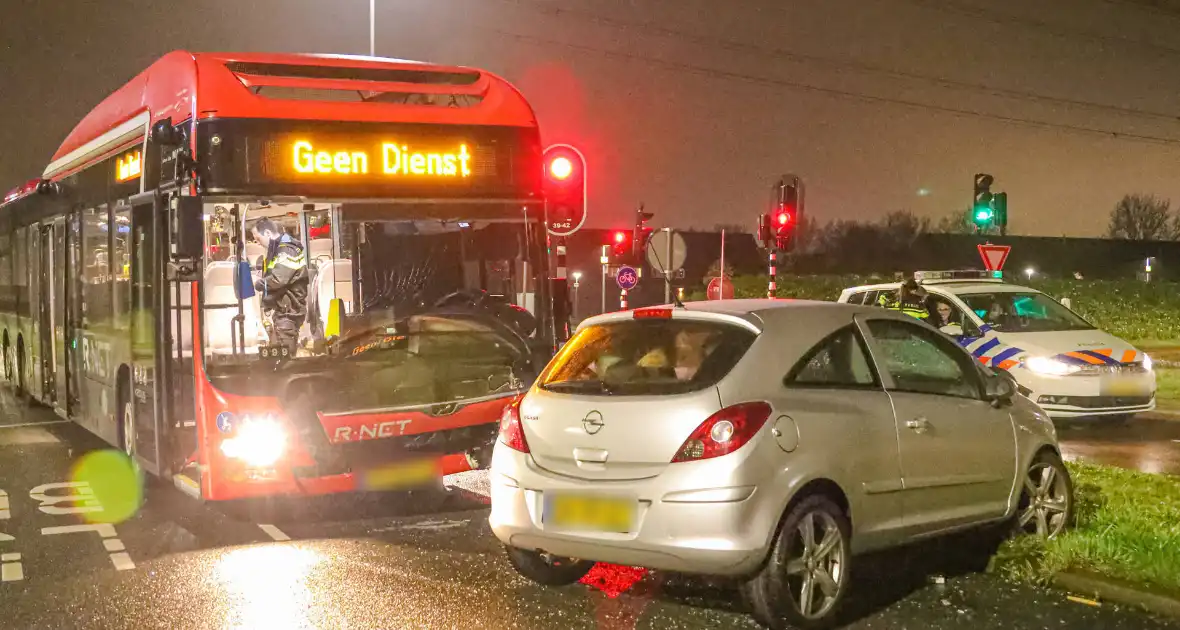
<box><xmin>37</xmin><ymin>218</ymin><xmax>69</xmax><ymax>413</ymax></box>
<box><xmin>65</xmin><ymin>210</ymin><xmax>82</xmax><ymax>415</ymax></box>
<box><xmin>128</xmin><ymin>197</ymin><xmax>164</xmax><ymax>474</ymax></box>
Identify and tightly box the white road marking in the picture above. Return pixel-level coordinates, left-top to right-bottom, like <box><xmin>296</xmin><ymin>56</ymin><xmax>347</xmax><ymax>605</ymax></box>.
<box><xmin>0</xmin><ymin>533</ymin><xmax>12</xmax><ymax>542</ymax></box>
<box><xmin>0</xmin><ymin>553</ymin><xmax>19</xmax><ymax>562</ymax></box>
<box><xmin>0</xmin><ymin>420</ymin><xmax>69</xmax><ymax>429</ymax></box>
<box><xmin>103</xmin><ymin>539</ymin><xmax>125</xmax><ymax>552</ymax></box>
<box><xmin>0</xmin><ymin>489</ymin><xmax>8</xmax><ymax>519</ymax></box>
<box><xmin>108</xmin><ymin>552</ymin><xmax>135</xmax><ymax>571</ymax></box>
<box><xmin>31</xmin><ymin>482</ymin><xmax>103</xmax><ymax>515</ymax></box>
<box><xmin>1</xmin><ymin>562</ymin><xmax>22</xmax><ymax>582</ymax></box>
<box><xmin>41</xmin><ymin>523</ymin><xmax>117</xmax><ymax>537</ymax></box>
<box><xmin>258</xmin><ymin>524</ymin><xmax>290</xmax><ymax>541</ymax></box>
<box><xmin>0</xmin><ymin>427</ymin><xmax>60</xmax><ymax>446</ymax></box>
<box><xmin>375</xmin><ymin>518</ymin><xmax>470</xmax><ymax>533</ymax></box>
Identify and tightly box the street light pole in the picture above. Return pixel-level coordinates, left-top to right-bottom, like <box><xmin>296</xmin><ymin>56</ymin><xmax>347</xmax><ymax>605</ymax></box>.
<box><xmin>369</xmin><ymin>0</ymin><xmax>376</xmax><ymax>56</ymax></box>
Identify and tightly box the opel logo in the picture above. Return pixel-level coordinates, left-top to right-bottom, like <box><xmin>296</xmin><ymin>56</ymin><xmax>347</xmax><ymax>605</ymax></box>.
<box><xmin>582</xmin><ymin>410</ymin><xmax>605</xmax><ymax>435</ymax></box>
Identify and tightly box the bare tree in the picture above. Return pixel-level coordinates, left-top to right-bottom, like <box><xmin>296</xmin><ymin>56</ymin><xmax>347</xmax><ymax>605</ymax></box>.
<box><xmin>933</xmin><ymin>207</ymin><xmax>979</xmax><ymax>234</ymax></box>
<box><xmin>1107</xmin><ymin>194</ymin><xmax>1173</xmax><ymax>240</ymax></box>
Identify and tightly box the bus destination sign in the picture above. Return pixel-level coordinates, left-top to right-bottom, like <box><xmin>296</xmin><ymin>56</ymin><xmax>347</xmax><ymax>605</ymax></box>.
<box><xmin>115</xmin><ymin>149</ymin><xmax>142</xmax><ymax>183</ymax></box>
<box><xmin>291</xmin><ymin>139</ymin><xmax>472</xmax><ymax>179</ymax></box>
<box><xmin>195</xmin><ymin>119</ymin><xmax>543</xmax><ymax>199</ymax></box>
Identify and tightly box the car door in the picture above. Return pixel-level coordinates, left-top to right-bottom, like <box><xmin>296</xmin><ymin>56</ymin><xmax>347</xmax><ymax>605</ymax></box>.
<box><xmin>781</xmin><ymin>324</ymin><xmax>905</xmax><ymax>550</ymax></box>
<box><xmin>858</xmin><ymin>315</ymin><xmax>1016</xmax><ymax>533</ymax></box>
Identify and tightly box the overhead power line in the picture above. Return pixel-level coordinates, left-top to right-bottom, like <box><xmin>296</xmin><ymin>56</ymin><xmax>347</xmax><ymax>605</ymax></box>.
<box><xmin>494</xmin><ymin>0</ymin><xmax>1180</xmax><ymax>125</ymax></box>
<box><xmin>897</xmin><ymin>0</ymin><xmax>1180</xmax><ymax>60</ymax></box>
<box><xmin>493</xmin><ymin>29</ymin><xmax>1180</xmax><ymax>148</ymax></box>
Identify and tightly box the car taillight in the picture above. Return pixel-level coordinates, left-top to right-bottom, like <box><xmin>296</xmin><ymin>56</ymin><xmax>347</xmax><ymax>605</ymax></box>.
<box><xmin>671</xmin><ymin>402</ymin><xmax>773</xmax><ymax>463</ymax></box>
<box><xmin>498</xmin><ymin>398</ymin><xmax>530</xmax><ymax>453</ymax></box>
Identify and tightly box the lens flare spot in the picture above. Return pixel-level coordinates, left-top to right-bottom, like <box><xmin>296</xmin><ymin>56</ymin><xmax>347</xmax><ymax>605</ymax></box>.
<box><xmin>70</xmin><ymin>449</ymin><xmax>142</xmax><ymax>524</ymax></box>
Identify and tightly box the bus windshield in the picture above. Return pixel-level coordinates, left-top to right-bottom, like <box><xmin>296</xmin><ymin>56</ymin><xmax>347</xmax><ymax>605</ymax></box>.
<box><xmin>196</xmin><ymin>201</ymin><xmax>549</xmax><ymax>395</ymax></box>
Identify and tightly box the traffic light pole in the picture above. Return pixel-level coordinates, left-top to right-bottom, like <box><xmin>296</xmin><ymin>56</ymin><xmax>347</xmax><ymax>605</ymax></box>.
<box><xmin>768</xmin><ymin>248</ymin><xmax>777</xmax><ymax>299</ymax></box>
<box><xmin>663</xmin><ymin>227</ymin><xmax>673</xmax><ymax>304</ymax></box>
<box><xmin>600</xmin><ymin>245</ymin><xmax>608</xmax><ymax>315</ymax></box>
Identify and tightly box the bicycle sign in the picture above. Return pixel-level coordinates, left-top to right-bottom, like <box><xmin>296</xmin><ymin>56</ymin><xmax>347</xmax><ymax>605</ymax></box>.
<box><xmin>616</xmin><ymin>266</ymin><xmax>639</xmax><ymax>291</ymax></box>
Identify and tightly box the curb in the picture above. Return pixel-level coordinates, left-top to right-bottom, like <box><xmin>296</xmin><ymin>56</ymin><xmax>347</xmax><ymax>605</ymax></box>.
<box><xmin>1054</xmin><ymin>571</ymin><xmax>1180</xmax><ymax>619</ymax></box>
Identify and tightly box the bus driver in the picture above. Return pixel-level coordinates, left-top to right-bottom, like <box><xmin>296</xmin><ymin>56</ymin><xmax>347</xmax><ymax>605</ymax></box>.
<box><xmin>251</xmin><ymin>218</ymin><xmax>310</xmax><ymax>354</ymax></box>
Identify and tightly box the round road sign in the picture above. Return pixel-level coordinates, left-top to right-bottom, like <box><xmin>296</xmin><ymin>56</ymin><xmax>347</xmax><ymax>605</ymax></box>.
<box><xmin>616</xmin><ymin>266</ymin><xmax>640</xmax><ymax>291</ymax></box>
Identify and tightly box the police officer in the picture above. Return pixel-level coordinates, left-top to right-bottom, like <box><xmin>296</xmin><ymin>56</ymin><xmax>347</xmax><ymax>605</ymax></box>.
<box><xmin>878</xmin><ymin>278</ymin><xmax>931</xmax><ymax>321</ymax></box>
<box><xmin>251</xmin><ymin>218</ymin><xmax>309</xmax><ymax>354</ymax></box>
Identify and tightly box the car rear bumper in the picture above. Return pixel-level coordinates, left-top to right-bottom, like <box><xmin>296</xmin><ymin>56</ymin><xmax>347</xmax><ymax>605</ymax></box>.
<box><xmin>487</xmin><ymin>446</ymin><xmax>772</xmax><ymax>576</ymax></box>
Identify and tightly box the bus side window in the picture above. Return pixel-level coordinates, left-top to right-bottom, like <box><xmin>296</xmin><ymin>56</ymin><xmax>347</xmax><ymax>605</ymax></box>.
<box><xmin>82</xmin><ymin>206</ymin><xmax>113</xmax><ymax>329</ymax></box>
<box><xmin>112</xmin><ymin>209</ymin><xmax>131</xmax><ymax>330</ymax></box>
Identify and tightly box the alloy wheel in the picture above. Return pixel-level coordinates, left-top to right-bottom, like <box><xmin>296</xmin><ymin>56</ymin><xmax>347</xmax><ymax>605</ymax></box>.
<box><xmin>785</xmin><ymin>510</ymin><xmax>846</xmax><ymax>620</ymax></box>
<box><xmin>1018</xmin><ymin>462</ymin><xmax>1070</xmax><ymax>538</ymax></box>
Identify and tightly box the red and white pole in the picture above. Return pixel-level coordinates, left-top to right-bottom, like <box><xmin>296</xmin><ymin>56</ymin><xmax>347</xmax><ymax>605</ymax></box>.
<box><xmin>620</xmin><ymin>289</ymin><xmax>628</xmax><ymax>310</ymax></box>
<box><xmin>767</xmin><ymin>250</ymin><xmax>777</xmax><ymax>299</ymax></box>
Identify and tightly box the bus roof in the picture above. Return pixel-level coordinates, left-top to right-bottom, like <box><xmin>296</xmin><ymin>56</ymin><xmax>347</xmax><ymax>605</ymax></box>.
<box><xmin>45</xmin><ymin>51</ymin><xmax>538</xmax><ymax>181</ymax></box>
<box><xmin>1</xmin><ymin>179</ymin><xmax>41</xmax><ymax>209</ymax></box>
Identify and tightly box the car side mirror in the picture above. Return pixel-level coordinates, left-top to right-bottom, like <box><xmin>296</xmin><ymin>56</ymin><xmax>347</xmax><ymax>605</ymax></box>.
<box><xmin>984</xmin><ymin>373</ymin><xmax>1016</xmax><ymax>407</ymax></box>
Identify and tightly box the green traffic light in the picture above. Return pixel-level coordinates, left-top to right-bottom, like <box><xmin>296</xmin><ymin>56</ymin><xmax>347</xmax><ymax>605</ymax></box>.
<box><xmin>974</xmin><ymin>207</ymin><xmax>993</xmax><ymax>222</ymax></box>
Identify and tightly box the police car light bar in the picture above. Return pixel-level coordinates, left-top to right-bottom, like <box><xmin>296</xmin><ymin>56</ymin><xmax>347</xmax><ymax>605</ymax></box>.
<box><xmin>915</xmin><ymin>270</ymin><xmax>1003</xmax><ymax>283</ymax></box>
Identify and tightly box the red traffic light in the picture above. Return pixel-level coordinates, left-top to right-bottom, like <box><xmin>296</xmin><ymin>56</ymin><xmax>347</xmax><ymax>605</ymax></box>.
<box><xmin>776</xmin><ymin>211</ymin><xmax>791</xmax><ymax>226</ymax></box>
<box><xmin>543</xmin><ymin>144</ymin><xmax>587</xmax><ymax>237</ymax></box>
<box><xmin>549</xmin><ymin>156</ymin><xmax>574</xmax><ymax>181</ymax></box>
<box><xmin>614</xmin><ymin>231</ymin><xmax>627</xmax><ymax>244</ymax></box>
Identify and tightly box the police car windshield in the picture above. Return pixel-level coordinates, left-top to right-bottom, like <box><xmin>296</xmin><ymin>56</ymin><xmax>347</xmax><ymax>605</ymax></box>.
<box><xmin>960</xmin><ymin>292</ymin><xmax>1094</xmax><ymax>333</ymax></box>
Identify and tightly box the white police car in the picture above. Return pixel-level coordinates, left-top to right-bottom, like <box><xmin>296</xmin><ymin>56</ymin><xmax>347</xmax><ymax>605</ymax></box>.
<box><xmin>838</xmin><ymin>270</ymin><xmax>1156</xmax><ymax>420</ymax></box>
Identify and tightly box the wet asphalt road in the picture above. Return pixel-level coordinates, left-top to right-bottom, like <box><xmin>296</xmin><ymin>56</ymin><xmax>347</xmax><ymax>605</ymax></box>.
<box><xmin>1058</xmin><ymin>413</ymin><xmax>1180</xmax><ymax>475</ymax></box>
<box><xmin>1</xmin><ymin>401</ymin><xmax>1178</xmax><ymax>629</ymax></box>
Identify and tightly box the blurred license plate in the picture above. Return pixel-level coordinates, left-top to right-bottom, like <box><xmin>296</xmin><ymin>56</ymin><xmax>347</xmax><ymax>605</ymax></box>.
<box><xmin>360</xmin><ymin>459</ymin><xmax>440</xmax><ymax>491</ymax></box>
<box><xmin>543</xmin><ymin>494</ymin><xmax>637</xmax><ymax>533</ymax></box>
<box><xmin>1101</xmin><ymin>377</ymin><xmax>1148</xmax><ymax>397</ymax></box>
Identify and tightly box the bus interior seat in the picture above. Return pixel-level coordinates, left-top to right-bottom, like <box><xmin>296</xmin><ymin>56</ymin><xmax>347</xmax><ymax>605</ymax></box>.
<box><xmin>309</xmin><ymin>238</ymin><xmax>332</xmax><ymax>261</ymax></box>
<box><xmin>203</xmin><ymin>260</ymin><xmax>264</xmax><ymax>355</ymax></box>
<box><xmin>317</xmin><ymin>258</ymin><xmax>354</xmax><ymax>333</ymax></box>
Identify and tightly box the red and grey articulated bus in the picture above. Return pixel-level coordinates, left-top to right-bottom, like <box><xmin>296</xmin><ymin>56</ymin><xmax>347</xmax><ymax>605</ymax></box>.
<box><xmin>0</xmin><ymin>51</ymin><xmax>563</xmax><ymax>501</ymax></box>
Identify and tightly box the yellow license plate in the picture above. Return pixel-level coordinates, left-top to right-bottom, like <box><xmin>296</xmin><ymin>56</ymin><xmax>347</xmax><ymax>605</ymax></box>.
<box><xmin>361</xmin><ymin>459</ymin><xmax>440</xmax><ymax>491</ymax></box>
<box><xmin>544</xmin><ymin>494</ymin><xmax>636</xmax><ymax>533</ymax></box>
<box><xmin>1101</xmin><ymin>378</ymin><xmax>1148</xmax><ymax>397</ymax></box>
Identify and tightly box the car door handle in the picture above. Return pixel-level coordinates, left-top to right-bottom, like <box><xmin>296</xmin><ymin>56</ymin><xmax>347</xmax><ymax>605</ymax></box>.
<box><xmin>906</xmin><ymin>418</ymin><xmax>930</xmax><ymax>433</ymax></box>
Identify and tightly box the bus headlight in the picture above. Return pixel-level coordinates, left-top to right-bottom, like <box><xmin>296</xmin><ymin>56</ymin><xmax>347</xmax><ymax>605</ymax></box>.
<box><xmin>220</xmin><ymin>415</ymin><xmax>287</xmax><ymax>468</ymax></box>
<box><xmin>1023</xmin><ymin>356</ymin><xmax>1081</xmax><ymax>376</ymax></box>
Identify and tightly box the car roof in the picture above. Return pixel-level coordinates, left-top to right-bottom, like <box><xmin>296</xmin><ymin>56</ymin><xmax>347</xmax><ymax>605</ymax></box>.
<box><xmin>848</xmin><ymin>281</ymin><xmax>1039</xmax><ymax>296</ymax></box>
<box><xmin>578</xmin><ymin>299</ymin><xmax>889</xmax><ymax>334</ymax></box>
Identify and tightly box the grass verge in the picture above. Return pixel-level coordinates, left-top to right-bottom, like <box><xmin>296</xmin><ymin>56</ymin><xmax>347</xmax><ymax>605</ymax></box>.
<box><xmin>1153</xmin><ymin>368</ymin><xmax>1180</xmax><ymax>411</ymax></box>
<box><xmin>992</xmin><ymin>462</ymin><xmax>1180</xmax><ymax>596</ymax></box>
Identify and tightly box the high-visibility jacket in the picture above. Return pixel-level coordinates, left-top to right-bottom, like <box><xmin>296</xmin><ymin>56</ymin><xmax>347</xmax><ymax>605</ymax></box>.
<box><xmin>255</xmin><ymin>235</ymin><xmax>309</xmax><ymax>320</ymax></box>
<box><xmin>877</xmin><ymin>293</ymin><xmax>930</xmax><ymax>321</ymax></box>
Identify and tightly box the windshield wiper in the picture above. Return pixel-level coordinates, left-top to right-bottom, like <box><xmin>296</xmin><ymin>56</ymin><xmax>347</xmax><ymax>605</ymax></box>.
<box><xmin>542</xmin><ymin>380</ymin><xmax>615</xmax><ymax>395</ymax></box>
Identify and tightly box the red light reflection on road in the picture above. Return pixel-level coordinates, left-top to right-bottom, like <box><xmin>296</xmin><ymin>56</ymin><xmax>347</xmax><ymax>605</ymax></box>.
<box><xmin>580</xmin><ymin>562</ymin><xmax>648</xmax><ymax>598</ymax></box>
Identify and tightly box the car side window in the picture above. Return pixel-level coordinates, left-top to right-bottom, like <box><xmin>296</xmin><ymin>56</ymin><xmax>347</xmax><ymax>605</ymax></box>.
<box><xmin>866</xmin><ymin>319</ymin><xmax>981</xmax><ymax>399</ymax></box>
<box><xmin>786</xmin><ymin>326</ymin><xmax>879</xmax><ymax>389</ymax></box>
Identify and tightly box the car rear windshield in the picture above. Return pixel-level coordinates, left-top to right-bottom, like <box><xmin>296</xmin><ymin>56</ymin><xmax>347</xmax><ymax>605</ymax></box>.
<box><xmin>538</xmin><ymin>319</ymin><xmax>756</xmax><ymax>396</ymax></box>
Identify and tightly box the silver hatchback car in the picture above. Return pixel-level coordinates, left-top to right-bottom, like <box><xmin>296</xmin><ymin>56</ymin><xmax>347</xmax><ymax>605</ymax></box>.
<box><xmin>489</xmin><ymin>299</ymin><xmax>1073</xmax><ymax>629</ymax></box>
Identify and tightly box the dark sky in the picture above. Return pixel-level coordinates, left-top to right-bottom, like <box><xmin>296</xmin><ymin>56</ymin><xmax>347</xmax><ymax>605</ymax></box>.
<box><xmin>4</xmin><ymin>0</ymin><xmax>1180</xmax><ymax>236</ymax></box>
